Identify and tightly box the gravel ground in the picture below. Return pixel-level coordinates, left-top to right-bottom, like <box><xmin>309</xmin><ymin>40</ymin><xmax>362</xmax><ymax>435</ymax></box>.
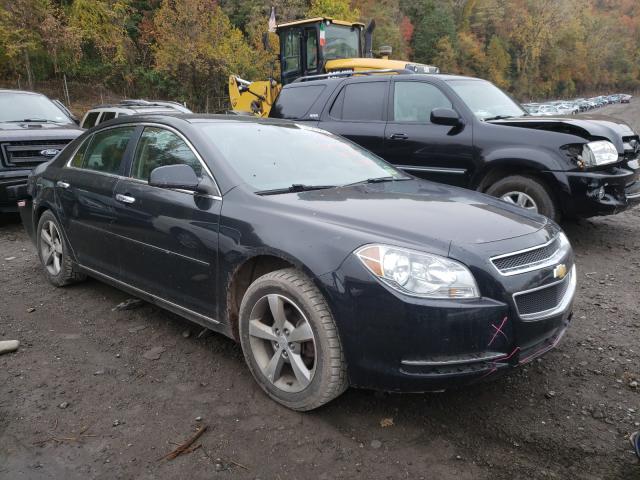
<box><xmin>1</xmin><ymin>102</ymin><xmax>640</xmax><ymax>480</ymax></box>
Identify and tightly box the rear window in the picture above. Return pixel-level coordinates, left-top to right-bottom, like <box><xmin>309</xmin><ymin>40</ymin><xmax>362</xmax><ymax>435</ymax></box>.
<box><xmin>82</xmin><ymin>111</ymin><xmax>100</xmax><ymax>128</ymax></box>
<box><xmin>270</xmin><ymin>85</ymin><xmax>325</xmax><ymax>119</ymax></box>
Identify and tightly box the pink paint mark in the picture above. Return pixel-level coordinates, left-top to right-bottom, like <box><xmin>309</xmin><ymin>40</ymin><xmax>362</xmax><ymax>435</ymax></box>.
<box><xmin>488</xmin><ymin>316</ymin><xmax>509</xmax><ymax>347</ymax></box>
<box><xmin>477</xmin><ymin>347</ymin><xmax>520</xmax><ymax>381</ymax></box>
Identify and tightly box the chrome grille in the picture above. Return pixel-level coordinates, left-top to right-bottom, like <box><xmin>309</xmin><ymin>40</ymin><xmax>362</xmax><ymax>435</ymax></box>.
<box><xmin>492</xmin><ymin>237</ymin><xmax>560</xmax><ymax>275</ymax></box>
<box><xmin>513</xmin><ymin>266</ymin><xmax>575</xmax><ymax>320</ymax></box>
<box><xmin>1</xmin><ymin>139</ymin><xmax>71</xmax><ymax>169</ymax></box>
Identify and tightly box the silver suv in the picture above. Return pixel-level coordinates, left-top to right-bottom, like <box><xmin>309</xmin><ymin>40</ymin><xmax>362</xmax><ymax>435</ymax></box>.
<box><xmin>80</xmin><ymin>99</ymin><xmax>192</xmax><ymax>129</ymax></box>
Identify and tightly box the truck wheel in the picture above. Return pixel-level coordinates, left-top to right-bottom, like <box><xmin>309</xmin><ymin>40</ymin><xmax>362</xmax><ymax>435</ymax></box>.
<box><xmin>486</xmin><ymin>175</ymin><xmax>560</xmax><ymax>222</ymax></box>
<box><xmin>36</xmin><ymin>210</ymin><xmax>86</xmax><ymax>287</ymax></box>
<box><xmin>238</xmin><ymin>268</ymin><xmax>348</xmax><ymax>411</ymax></box>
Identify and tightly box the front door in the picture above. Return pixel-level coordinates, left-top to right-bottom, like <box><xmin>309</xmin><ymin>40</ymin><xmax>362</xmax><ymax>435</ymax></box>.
<box><xmin>112</xmin><ymin>126</ymin><xmax>222</xmax><ymax>319</ymax></box>
<box><xmin>56</xmin><ymin>125</ymin><xmax>138</xmax><ymax>276</ymax></box>
<box><xmin>384</xmin><ymin>79</ymin><xmax>474</xmax><ymax>187</ymax></box>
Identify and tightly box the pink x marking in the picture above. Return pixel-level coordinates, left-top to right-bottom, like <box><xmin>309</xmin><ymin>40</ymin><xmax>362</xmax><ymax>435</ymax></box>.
<box><xmin>488</xmin><ymin>316</ymin><xmax>509</xmax><ymax>347</ymax></box>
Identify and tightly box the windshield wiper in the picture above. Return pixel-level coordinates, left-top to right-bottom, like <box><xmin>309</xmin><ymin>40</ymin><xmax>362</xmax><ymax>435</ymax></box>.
<box><xmin>483</xmin><ymin>115</ymin><xmax>514</xmax><ymax>121</ymax></box>
<box><xmin>255</xmin><ymin>184</ymin><xmax>336</xmax><ymax>195</ymax></box>
<box><xmin>343</xmin><ymin>176</ymin><xmax>412</xmax><ymax>187</ymax></box>
<box><xmin>5</xmin><ymin>118</ymin><xmax>64</xmax><ymax>124</ymax></box>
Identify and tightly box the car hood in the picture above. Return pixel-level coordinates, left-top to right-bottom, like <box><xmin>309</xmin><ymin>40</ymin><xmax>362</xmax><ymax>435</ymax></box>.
<box><xmin>488</xmin><ymin>115</ymin><xmax>636</xmax><ymax>151</ymax></box>
<box><xmin>0</xmin><ymin>121</ymin><xmax>82</xmax><ymax>139</ymax></box>
<box><xmin>259</xmin><ymin>179</ymin><xmax>547</xmax><ymax>253</ymax></box>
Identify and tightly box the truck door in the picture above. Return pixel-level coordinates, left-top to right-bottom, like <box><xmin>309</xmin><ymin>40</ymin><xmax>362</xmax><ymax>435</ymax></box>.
<box><xmin>281</xmin><ymin>28</ymin><xmax>302</xmax><ymax>85</ymax></box>
<box><xmin>384</xmin><ymin>79</ymin><xmax>474</xmax><ymax>187</ymax></box>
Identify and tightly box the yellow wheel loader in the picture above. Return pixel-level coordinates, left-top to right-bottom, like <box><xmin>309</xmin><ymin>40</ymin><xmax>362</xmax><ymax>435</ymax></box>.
<box><xmin>228</xmin><ymin>17</ymin><xmax>439</xmax><ymax>117</ymax></box>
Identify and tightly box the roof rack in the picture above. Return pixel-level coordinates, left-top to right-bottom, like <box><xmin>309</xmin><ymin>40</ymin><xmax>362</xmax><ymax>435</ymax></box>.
<box><xmin>293</xmin><ymin>69</ymin><xmax>414</xmax><ymax>83</ymax></box>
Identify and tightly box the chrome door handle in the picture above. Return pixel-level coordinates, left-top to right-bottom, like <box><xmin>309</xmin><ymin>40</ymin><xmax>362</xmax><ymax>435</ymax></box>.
<box><xmin>115</xmin><ymin>193</ymin><xmax>136</xmax><ymax>204</ymax></box>
<box><xmin>390</xmin><ymin>133</ymin><xmax>408</xmax><ymax>140</ymax></box>
<box><xmin>56</xmin><ymin>181</ymin><xmax>70</xmax><ymax>189</ymax></box>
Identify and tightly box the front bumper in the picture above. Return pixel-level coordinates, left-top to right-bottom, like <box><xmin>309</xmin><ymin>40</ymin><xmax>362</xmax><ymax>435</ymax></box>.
<box><xmin>319</xmin><ymin>248</ymin><xmax>575</xmax><ymax>392</ymax></box>
<box><xmin>547</xmin><ymin>163</ymin><xmax>640</xmax><ymax>218</ymax></box>
<box><xmin>0</xmin><ymin>169</ymin><xmax>30</xmax><ymax>213</ymax></box>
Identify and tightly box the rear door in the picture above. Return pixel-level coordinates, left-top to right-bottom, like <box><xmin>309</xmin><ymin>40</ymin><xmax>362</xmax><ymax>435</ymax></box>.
<box><xmin>56</xmin><ymin>125</ymin><xmax>138</xmax><ymax>276</ymax></box>
<box><xmin>318</xmin><ymin>79</ymin><xmax>389</xmax><ymax>157</ymax></box>
<box><xmin>384</xmin><ymin>79</ymin><xmax>474</xmax><ymax>187</ymax></box>
<box><xmin>111</xmin><ymin>125</ymin><xmax>222</xmax><ymax>319</ymax></box>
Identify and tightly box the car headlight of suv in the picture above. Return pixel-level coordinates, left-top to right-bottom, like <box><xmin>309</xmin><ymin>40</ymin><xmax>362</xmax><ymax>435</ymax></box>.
<box><xmin>581</xmin><ymin>140</ymin><xmax>619</xmax><ymax>167</ymax></box>
<box><xmin>355</xmin><ymin>244</ymin><xmax>479</xmax><ymax>299</ymax></box>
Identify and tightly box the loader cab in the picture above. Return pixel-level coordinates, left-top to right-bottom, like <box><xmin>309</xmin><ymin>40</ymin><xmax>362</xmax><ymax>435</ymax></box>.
<box><xmin>277</xmin><ymin>18</ymin><xmax>365</xmax><ymax>85</ymax></box>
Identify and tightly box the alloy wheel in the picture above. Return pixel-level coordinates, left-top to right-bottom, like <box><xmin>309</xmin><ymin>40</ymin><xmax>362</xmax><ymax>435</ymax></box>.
<box><xmin>247</xmin><ymin>294</ymin><xmax>317</xmax><ymax>393</ymax></box>
<box><xmin>40</xmin><ymin>220</ymin><xmax>63</xmax><ymax>276</ymax></box>
<box><xmin>501</xmin><ymin>191</ymin><xmax>538</xmax><ymax>211</ymax></box>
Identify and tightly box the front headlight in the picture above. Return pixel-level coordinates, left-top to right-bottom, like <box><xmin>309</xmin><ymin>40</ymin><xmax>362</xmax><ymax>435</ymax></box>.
<box><xmin>581</xmin><ymin>140</ymin><xmax>619</xmax><ymax>167</ymax></box>
<box><xmin>355</xmin><ymin>244</ymin><xmax>479</xmax><ymax>299</ymax></box>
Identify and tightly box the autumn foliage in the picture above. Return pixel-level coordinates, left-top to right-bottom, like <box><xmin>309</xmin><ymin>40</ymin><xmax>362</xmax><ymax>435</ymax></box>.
<box><xmin>0</xmin><ymin>0</ymin><xmax>638</xmax><ymax>110</ymax></box>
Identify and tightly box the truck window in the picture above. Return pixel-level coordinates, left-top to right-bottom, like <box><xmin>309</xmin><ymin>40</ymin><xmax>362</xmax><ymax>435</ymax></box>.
<box><xmin>393</xmin><ymin>82</ymin><xmax>452</xmax><ymax>122</ymax></box>
<box><xmin>283</xmin><ymin>30</ymin><xmax>300</xmax><ymax>74</ymax></box>
<box><xmin>100</xmin><ymin>111</ymin><xmax>117</xmax><ymax>123</ymax></box>
<box><xmin>331</xmin><ymin>82</ymin><xmax>386</xmax><ymax>121</ymax></box>
<box><xmin>306</xmin><ymin>31</ymin><xmax>318</xmax><ymax>70</ymax></box>
<box><xmin>82</xmin><ymin>111</ymin><xmax>100</xmax><ymax>129</ymax></box>
<box><xmin>270</xmin><ymin>85</ymin><xmax>325</xmax><ymax>119</ymax></box>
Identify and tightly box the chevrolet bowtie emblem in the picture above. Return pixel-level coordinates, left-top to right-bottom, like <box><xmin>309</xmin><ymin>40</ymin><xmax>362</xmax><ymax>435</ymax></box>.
<box><xmin>553</xmin><ymin>263</ymin><xmax>567</xmax><ymax>279</ymax></box>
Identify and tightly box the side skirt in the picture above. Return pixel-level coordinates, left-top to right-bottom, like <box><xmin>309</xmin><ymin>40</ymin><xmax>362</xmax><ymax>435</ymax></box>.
<box><xmin>78</xmin><ymin>263</ymin><xmax>233</xmax><ymax>339</ymax></box>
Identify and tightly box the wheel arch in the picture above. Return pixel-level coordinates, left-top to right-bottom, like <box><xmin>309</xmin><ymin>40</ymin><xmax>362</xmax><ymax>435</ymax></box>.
<box><xmin>225</xmin><ymin>252</ymin><xmax>324</xmax><ymax>342</ymax></box>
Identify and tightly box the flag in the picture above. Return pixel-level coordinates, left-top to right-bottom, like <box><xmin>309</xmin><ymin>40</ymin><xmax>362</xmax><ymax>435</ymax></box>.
<box><xmin>268</xmin><ymin>7</ymin><xmax>276</xmax><ymax>33</ymax></box>
<box><xmin>319</xmin><ymin>22</ymin><xmax>326</xmax><ymax>47</ymax></box>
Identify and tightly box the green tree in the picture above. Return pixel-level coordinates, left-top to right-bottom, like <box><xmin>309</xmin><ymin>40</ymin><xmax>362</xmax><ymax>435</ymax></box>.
<box><xmin>153</xmin><ymin>0</ymin><xmax>259</xmax><ymax>110</ymax></box>
<box><xmin>402</xmin><ymin>0</ymin><xmax>456</xmax><ymax>65</ymax></box>
<box><xmin>486</xmin><ymin>35</ymin><xmax>510</xmax><ymax>88</ymax></box>
<box><xmin>308</xmin><ymin>0</ymin><xmax>359</xmax><ymax>21</ymax></box>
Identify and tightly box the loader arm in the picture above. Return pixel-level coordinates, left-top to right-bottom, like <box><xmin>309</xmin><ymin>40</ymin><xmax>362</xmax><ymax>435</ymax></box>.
<box><xmin>228</xmin><ymin>75</ymin><xmax>281</xmax><ymax>117</ymax></box>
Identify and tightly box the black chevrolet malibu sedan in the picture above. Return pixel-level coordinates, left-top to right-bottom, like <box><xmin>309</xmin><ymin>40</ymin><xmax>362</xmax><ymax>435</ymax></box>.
<box><xmin>18</xmin><ymin>115</ymin><xmax>576</xmax><ymax>410</ymax></box>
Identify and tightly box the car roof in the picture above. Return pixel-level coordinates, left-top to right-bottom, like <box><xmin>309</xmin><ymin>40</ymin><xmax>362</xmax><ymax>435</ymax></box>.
<box><xmin>283</xmin><ymin>73</ymin><xmax>484</xmax><ymax>88</ymax></box>
<box><xmin>101</xmin><ymin>113</ymin><xmax>297</xmax><ymax>128</ymax></box>
<box><xmin>0</xmin><ymin>89</ymin><xmax>47</xmax><ymax>96</ymax></box>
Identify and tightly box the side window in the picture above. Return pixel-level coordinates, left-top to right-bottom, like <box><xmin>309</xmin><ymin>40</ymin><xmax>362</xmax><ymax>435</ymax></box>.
<box><xmin>393</xmin><ymin>82</ymin><xmax>452</xmax><ymax>122</ymax></box>
<box><xmin>82</xmin><ymin>111</ymin><xmax>100</xmax><ymax>129</ymax></box>
<box><xmin>305</xmin><ymin>30</ymin><xmax>318</xmax><ymax>70</ymax></box>
<box><xmin>270</xmin><ymin>85</ymin><xmax>325</xmax><ymax>119</ymax></box>
<box><xmin>131</xmin><ymin>127</ymin><xmax>202</xmax><ymax>181</ymax></box>
<box><xmin>335</xmin><ymin>82</ymin><xmax>387</xmax><ymax>121</ymax></box>
<box><xmin>100</xmin><ymin>111</ymin><xmax>116</xmax><ymax>123</ymax></box>
<box><xmin>69</xmin><ymin>136</ymin><xmax>91</xmax><ymax>168</ymax></box>
<box><xmin>83</xmin><ymin>126</ymin><xmax>136</xmax><ymax>174</ymax></box>
<box><xmin>283</xmin><ymin>30</ymin><xmax>300</xmax><ymax>74</ymax></box>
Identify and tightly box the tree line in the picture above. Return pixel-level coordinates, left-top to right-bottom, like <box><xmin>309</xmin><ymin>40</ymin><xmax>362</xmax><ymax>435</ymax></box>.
<box><xmin>1</xmin><ymin>0</ymin><xmax>638</xmax><ymax>111</ymax></box>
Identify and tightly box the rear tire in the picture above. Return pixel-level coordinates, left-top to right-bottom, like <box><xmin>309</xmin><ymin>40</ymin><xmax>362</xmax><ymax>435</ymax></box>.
<box><xmin>485</xmin><ymin>175</ymin><xmax>560</xmax><ymax>222</ymax></box>
<box><xmin>36</xmin><ymin>210</ymin><xmax>86</xmax><ymax>287</ymax></box>
<box><xmin>238</xmin><ymin>268</ymin><xmax>348</xmax><ymax>411</ymax></box>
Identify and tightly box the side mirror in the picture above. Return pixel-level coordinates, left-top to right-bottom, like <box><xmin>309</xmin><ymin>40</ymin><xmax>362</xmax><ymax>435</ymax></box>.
<box><xmin>149</xmin><ymin>164</ymin><xmax>200</xmax><ymax>191</ymax></box>
<box><xmin>431</xmin><ymin>107</ymin><xmax>462</xmax><ymax>127</ymax></box>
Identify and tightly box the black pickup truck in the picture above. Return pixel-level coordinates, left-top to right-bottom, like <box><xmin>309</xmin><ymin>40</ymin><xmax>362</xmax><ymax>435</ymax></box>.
<box><xmin>0</xmin><ymin>89</ymin><xmax>82</xmax><ymax>213</ymax></box>
<box><xmin>269</xmin><ymin>73</ymin><xmax>640</xmax><ymax>221</ymax></box>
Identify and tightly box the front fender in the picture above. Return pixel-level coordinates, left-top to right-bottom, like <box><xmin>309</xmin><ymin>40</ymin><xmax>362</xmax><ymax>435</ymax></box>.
<box><xmin>472</xmin><ymin>147</ymin><xmax>566</xmax><ymax>189</ymax></box>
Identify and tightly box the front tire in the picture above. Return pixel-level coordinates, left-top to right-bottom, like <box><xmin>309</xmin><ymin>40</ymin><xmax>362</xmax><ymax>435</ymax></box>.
<box><xmin>238</xmin><ymin>268</ymin><xmax>348</xmax><ymax>411</ymax></box>
<box><xmin>36</xmin><ymin>210</ymin><xmax>86</xmax><ymax>287</ymax></box>
<box><xmin>485</xmin><ymin>175</ymin><xmax>560</xmax><ymax>222</ymax></box>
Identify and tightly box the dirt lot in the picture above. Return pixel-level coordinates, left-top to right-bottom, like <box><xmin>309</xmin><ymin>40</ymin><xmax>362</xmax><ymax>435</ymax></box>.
<box><xmin>2</xmin><ymin>102</ymin><xmax>640</xmax><ymax>480</ymax></box>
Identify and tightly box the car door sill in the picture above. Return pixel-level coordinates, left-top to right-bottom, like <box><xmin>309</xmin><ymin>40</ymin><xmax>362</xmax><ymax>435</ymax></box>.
<box><xmin>78</xmin><ymin>263</ymin><xmax>222</xmax><ymax>330</ymax></box>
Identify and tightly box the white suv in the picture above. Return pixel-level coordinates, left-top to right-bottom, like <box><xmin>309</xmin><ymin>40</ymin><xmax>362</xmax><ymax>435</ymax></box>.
<box><xmin>80</xmin><ymin>99</ymin><xmax>192</xmax><ymax>129</ymax></box>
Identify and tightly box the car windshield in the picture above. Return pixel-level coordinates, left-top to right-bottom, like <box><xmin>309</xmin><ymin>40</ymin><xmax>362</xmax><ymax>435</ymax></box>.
<box><xmin>447</xmin><ymin>79</ymin><xmax>526</xmax><ymax>120</ymax></box>
<box><xmin>0</xmin><ymin>92</ymin><xmax>73</xmax><ymax>123</ymax></box>
<box><xmin>197</xmin><ymin>122</ymin><xmax>407</xmax><ymax>192</ymax></box>
<box><xmin>324</xmin><ymin>24</ymin><xmax>359</xmax><ymax>60</ymax></box>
